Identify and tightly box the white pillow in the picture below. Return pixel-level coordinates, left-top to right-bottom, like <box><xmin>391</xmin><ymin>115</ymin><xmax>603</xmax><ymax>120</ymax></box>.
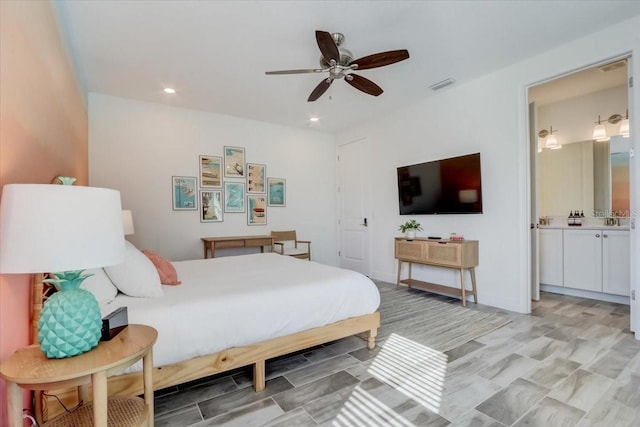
<box><xmin>104</xmin><ymin>241</ymin><xmax>164</xmax><ymax>297</ymax></box>
<box><xmin>80</xmin><ymin>268</ymin><xmax>118</xmax><ymax>304</ymax></box>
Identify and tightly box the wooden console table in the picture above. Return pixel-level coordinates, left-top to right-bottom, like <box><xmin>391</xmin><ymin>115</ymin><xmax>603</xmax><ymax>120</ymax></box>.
<box><xmin>202</xmin><ymin>235</ymin><xmax>274</xmax><ymax>258</ymax></box>
<box><xmin>395</xmin><ymin>238</ymin><xmax>479</xmax><ymax>306</ymax></box>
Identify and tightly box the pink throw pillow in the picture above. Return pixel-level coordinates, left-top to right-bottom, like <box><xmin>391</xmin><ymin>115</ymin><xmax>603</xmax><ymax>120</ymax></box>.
<box><xmin>142</xmin><ymin>250</ymin><xmax>182</xmax><ymax>285</ymax></box>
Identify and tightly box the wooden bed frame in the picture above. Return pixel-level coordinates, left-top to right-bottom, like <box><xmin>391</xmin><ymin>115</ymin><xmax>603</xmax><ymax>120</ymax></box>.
<box><xmin>31</xmin><ymin>274</ymin><xmax>380</xmax><ymax>422</ymax></box>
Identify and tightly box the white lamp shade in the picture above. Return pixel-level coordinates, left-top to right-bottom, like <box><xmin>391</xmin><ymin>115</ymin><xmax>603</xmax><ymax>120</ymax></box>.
<box><xmin>619</xmin><ymin>118</ymin><xmax>630</xmax><ymax>137</ymax></box>
<box><xmin>593</xmin><ymin>124</ymin><xmax>608</xmax><ymax>141</ymax></box>
<box><xmin>0</xmin><ymin>184</ymin><xmax>125</xmax><ymax>273</ymax></box>
<box><xmin>545</xmin><ymin>134</ymin><xmax>558</xmax><ymax>148</ymax></box>
<box><xmin>122</xmin><ymin>209</ymin><xmax>135</xmax><ymax>235</ymax></box>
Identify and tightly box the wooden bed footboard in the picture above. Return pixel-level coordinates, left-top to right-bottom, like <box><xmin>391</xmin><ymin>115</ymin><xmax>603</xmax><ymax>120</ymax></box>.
<box><xmin>31</xmin><ymin>275</ymin><xmax>380</xmax><ymax>422</ymax></box>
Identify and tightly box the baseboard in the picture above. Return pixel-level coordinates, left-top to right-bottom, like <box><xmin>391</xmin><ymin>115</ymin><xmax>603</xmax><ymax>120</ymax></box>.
<box><xmin>540</xmin><ymin>284</ymin><xmax>630</xmax><ymax>305</ymax></box>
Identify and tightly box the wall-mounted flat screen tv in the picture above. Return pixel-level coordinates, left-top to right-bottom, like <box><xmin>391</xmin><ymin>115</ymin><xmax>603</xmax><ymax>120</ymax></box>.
<box><xmin>397</xmin><ymin>152</ymin><xmax>483</xmax><ymax>215</ymax></box>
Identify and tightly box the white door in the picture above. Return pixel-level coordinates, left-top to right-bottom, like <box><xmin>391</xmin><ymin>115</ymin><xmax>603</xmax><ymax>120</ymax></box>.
<box><xmin>626</xmin><ymin>58</ymin><xmax>638</xmax><ymax>334</ymax></box>
<box><xmin>337</xmin><ymin>138</ymin><xmax>371</xmax><ymax>275</ymax></box>
<box><xmin>529</xmin><ymin>102</ymin><xmax>540</xmax><ymax>301</ymax></box>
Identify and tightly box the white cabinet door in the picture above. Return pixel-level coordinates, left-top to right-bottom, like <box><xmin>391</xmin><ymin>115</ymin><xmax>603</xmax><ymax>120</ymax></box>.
<box><xmin>603</xmin><ymin>230</ymin><xmax>630</xmax><ymax>296</ymax></box>
<box><xmin>563</xmin><ymin>229</ymin><xmax>602</xmax><ymax>292</ymax></box>
<box><xmin>539</xmin><ymin>229</ymin><xmax>563</xmax><ymax>286</ymax></box>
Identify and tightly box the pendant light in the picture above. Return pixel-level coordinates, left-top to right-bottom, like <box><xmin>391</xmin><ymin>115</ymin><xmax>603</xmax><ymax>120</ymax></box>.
<box><xmin>540</xmin><ymin>126</ymin><xmax>560</xmax><ymax>149</ymax></box>
<box><xmin>592</xmin><ymin>115</ymin><xmax>608</xmax><ymax>141</ymax></box>
<box><xmin>619</xmin><ymin>109</ymin><xmax>630</xmax><ymax>138</ymax></box>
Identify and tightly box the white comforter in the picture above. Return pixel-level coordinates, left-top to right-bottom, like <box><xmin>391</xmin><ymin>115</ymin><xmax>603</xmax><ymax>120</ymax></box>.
<box><xmin>101</xmin><ymin>253</ymin><xmax>380</xmax><ymax>370</ymax></box>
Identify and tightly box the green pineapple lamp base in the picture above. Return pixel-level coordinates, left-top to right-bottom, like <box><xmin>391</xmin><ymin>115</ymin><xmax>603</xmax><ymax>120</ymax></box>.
<box><xmin>38</xmin><ymin>271</ymin><xmax>102</xmax><ymax>358</ymax></box>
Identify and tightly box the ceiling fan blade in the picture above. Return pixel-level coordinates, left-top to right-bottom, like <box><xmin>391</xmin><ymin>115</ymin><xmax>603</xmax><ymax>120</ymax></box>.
<box><xmin>345</xmin><ymin>74</ymin><xmax>383</xmax><ymax>97</ymax></box>
<box><xmin>308</xmin><ymin>78</ymin><xmax>333</xmax><ymax>102</ymax></box>
<box><xmin>265</xmin><ymin>68</ymin><xmax>325</xmax><ymax>75</ymax></box>
<box><xmin>349</xmin><ymin>49</ymin><xmax>410</xmax><ymax>70</ymax></box>
<box><xmin>316</xmin><ymin>30</ymin><xmax>339</xmax><ymax>63</ymax></box>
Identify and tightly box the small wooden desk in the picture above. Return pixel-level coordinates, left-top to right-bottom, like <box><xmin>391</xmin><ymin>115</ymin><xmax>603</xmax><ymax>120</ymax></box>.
<box><xmin>0</xmin><ymin>324</ymin><xmax>157</xmax><ymax>427</ymax></box>
<box><xmin>201</xmin><ymin>235</ymin><xmax>274</xmax><ymax>258</ymax></box>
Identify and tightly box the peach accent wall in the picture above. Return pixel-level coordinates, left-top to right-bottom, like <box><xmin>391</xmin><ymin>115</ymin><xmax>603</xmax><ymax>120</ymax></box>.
<box><xmin>0</xmin><ymin>1</ymin><xmax>87</xmax><ymax>424</ymax></box>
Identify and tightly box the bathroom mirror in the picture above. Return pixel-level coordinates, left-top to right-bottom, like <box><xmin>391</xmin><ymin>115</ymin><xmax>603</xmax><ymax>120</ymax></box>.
<box><xmin>537</xmin><ymin>135</ymin><xmax>630</xmax><ymax>217</ymax></box>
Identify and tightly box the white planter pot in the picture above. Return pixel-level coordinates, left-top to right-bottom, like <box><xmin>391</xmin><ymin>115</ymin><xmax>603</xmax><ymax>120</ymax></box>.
<box><xmin>406</xmin><ymin>230</ymin><xmax>416</xmax><ymax>240</ymax></box>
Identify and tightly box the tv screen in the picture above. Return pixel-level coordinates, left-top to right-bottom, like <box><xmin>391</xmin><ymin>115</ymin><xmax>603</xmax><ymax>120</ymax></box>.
<box><xmin>397</xmin><ymin>153</ymin><xmax>483</xmax><ymax>215</ymax></box>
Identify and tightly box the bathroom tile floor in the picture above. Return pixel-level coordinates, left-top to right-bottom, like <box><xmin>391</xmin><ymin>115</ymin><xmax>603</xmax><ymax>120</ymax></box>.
<box><xmin>154</xmin><ymin>284</ymin><xmax>640</xmax><ymax>426</ymax></box>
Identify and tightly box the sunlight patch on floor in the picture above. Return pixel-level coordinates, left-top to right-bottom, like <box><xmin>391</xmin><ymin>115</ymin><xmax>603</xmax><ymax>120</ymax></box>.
<box><xmin>367</xmin><ymin>333</ymin><xmax>448</xmax><ymax>413</ymax></box>
<box><xmin>332</xmin><ymin>385</ymin><xmax>416</xmax><ymax>427</ymax></box>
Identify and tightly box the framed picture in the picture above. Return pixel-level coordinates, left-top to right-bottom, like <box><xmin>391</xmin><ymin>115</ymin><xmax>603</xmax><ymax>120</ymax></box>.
<box><xmin>247</xmin><ymin>163</ymin><xmax>266</xmax><ymax>193</ymax></box>
<box><xmin>267</xmin><ymin>178</ymin><xmax>286</xmax><ymax>206</ymax></box>
<box><xmin>172</xmin><ymin>176</ymin><xmax>197</xmax><ymax>210</ymax></box>
<box><xmin>199</xmin><ymin>155</ymin><xmax>222</xmax><ymax>187</ymax></box>
<box><xmin>224</xmin><ymin>181</ymin><xmax>245</xmax><ymax>213</ymax></box>
<box><xmin>247</xmin><ymin>195</ymin><xmax>267</xmax><ymax>225</ymax></box>
<box><xmin>200</xmin><ymin>190</ymin><xmax>223</xmax><ymax>222</ymax></box>
<box><xmin>224</xmin><ymin>146</ymin><xmax>245</xmax><ymax>178</ymax></box>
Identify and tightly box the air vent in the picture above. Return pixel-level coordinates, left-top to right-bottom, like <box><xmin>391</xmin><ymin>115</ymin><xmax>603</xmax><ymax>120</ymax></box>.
<box><xmin>598</xmin><ymin>59</ymin><xmax>626</xmax><ymax>73</ymax></box>
<box><xmin>430</xmin><ymin>78</ymin><xmax>456</xmax><ymax>91</ymax></box>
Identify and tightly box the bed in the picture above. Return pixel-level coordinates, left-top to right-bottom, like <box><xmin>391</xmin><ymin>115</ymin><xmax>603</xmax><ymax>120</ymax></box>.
<box><xmin>31</xmin><ymin>244</ymin><xmax>380</xmax><ymax>422</ymax></box>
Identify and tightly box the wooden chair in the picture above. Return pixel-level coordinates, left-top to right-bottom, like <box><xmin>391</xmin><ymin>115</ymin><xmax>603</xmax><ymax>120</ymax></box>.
<box><xmin>271</xmin><ymin>230</ymin><xmax>311</xmax><ymax>260</ymax></box>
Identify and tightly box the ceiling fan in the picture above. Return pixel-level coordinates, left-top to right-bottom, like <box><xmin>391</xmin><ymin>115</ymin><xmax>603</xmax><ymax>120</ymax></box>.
<box><xmin>265</xmin><ymin>31</ymin><xmax>409</xmax><ymax>102</ymax></box>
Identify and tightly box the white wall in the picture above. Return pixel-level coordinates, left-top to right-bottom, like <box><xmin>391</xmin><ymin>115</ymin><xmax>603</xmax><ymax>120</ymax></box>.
<box><xmin>89</xmin><ymin>93</ymin><xmax>338</xmax><ymax>263</ymax></box>
<box><xmin>337</xmin><ymin>16</ymin><xmax>640</xmax><ymax>313</ymax></box>
<box><xmin>537</xmin><ymin>85</ymin><xmax>628</xmax><ymax>148</ymax></box>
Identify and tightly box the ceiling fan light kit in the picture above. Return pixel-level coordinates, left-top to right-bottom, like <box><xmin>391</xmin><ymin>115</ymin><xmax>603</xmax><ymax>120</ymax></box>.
<box><xmin>265</xmin><ymin>30</ymin><xmax>409</xmax><ymax>102</ymax></box>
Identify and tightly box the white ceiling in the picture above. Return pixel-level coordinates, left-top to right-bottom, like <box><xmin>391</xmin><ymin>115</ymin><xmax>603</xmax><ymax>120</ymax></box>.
<box><xmin>53</xmin><ymin>1</ymin><xmax>640</xmax><ymax>134</ymax></box>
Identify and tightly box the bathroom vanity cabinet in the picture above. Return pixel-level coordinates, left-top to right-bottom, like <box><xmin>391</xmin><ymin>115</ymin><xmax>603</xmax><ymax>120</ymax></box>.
<box><xmin>539</xmin><ymin>227</ymin><xmax>630</xmax><ymax>297</ymax></box>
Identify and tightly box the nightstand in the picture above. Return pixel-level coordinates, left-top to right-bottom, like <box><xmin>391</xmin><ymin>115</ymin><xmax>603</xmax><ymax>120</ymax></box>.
<box><xmin>0</xmin><ymin>324</ymin><xmax>157</xmax><ymax>427</ymax></box>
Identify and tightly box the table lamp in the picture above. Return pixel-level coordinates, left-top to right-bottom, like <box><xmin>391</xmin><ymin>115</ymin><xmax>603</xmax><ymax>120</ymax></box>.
<box><xmin>122</xmin><ymin>209</ymin><xmax>135</xmax><ymax>235</ymax></box>
<box><xmin>0</xmin><ymin>184</ymin><xmax>125</xmax><ymax>358</ymax></box>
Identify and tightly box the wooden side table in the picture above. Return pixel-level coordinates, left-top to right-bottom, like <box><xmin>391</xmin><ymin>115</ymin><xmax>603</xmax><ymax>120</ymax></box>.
<box><xmin>0</xmin><ymin>324</ymin><xmax>157</xmax><ymax>427</ymax></box>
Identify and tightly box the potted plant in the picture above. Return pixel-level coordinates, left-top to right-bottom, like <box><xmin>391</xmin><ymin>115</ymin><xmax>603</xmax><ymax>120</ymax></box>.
<box><xmin>399</xmin><ymin>219</ymin><xmax>423</xmax><ymax>240</ymax></box>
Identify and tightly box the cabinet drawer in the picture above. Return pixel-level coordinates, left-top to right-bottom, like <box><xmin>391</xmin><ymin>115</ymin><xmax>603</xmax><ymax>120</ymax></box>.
<box><xmin>395</xmin><ymin>240</ymin><xmax>426</xmax><ymax>262</ymax></box>
<box><xmin>426</xmin><ymin>243</ymin><xmax>461</xmax><ymax>267</ymax></box>
<box><xmin>215</xmin><ymin>240</ymin><xmax>246</xmax><ymax>249</ymax></box>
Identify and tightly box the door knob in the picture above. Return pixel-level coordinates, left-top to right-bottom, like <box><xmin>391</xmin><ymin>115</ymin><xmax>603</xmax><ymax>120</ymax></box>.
<box><xmin>360</xmin><ymin>218</ymin><xmax>368</xmax><ymax>227</ymax></box>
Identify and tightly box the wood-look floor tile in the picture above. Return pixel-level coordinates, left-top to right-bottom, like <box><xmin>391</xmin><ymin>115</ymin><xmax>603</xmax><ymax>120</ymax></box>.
<box><xmin>154</xmin><ymin>404</ymin><xmax>203</xmax><ymax>427</ymax></box>
<box><xmin>273</xmin><ymin>370</ymin><xmax>360</xmax><ymax>412</ymax></box>
<box><xmin>475</xmin><ymin>378</ymin><xmax>549</xmax><ymax>426</ymax></box>
<box><xmin>513</xmin><ymin>397</ymin><xmax>584</xmax><ymax>427</ymax></box>
<box><xmin>526</xmin><ymin>357</ymin><xmax>580</xmax><ymax>388</ymax></box>
<box><xmin>586</xmin><ymin>348</ymin><xmax>635</xmax><ymax>379</ymax></box>
<box><xmin>609</xmin><ymin>371</ymin><xmax>640</xmax><ymax>408</ymax></box>
<box><xmin>198</xmin><ymin>376</ymin><xmax>293</xmax><ymax>419</ymax></box>
<box><xmin>556</xmin><ymin>338</ymin><xmax>605</xmax><ymax>365</ymax></box>
<box><xmin>231</xmin><ymin>354</ymin><xmax>310</xmax><ymax>388</ymax></box>
<box><xmin>450</xmin><ymin>409</ymin><xmax>504</xmax><ymax>427</ymax></box>
<box><xmin>195</xmin><ymin>397</ymin><xmax>284</xmax><ymax>427</ymax></box>
<box><xmin>284</xmin><ymin>354</ymin><xmax>360</xmax><ymax>387</ymax></box>
<box><xmin>578</xmin><ymin>397</ymin><xmax>640</xmax><ymax>427</ymax></box>
<box><xmin>548</xmin><ymin>369</ymin><xmax>613</xmax><ymax>411</ymax></box>
<box><xmin>477</xmin><ymin>353</ymin><xmax>539</xmax><ymax>387</ymax></box>
<box><xmin>517</xmin><ymin>336</ymin><xmax>567</xmax><ymax>361</ymax></box>
<box><xmin>303</xmin><ymin>336</ymin><xmax>366</xmax><ymax>363</ymax></box>
<box><xmin>445</xmin><ymin>339</ymin><xmax>485</xmax><ymax>363</ymax></box>
<box><xmin>439</xmin><ymin>374</ymin><xmax>502</xmax><ymax>421</ymax></box>
<box><xmin>262</xmin><ymin>407</ymin><xmax>318</xmax><ymax>427</ymax></box>
<box><xmin>155</xmin><ymin>376</ymin><xmax>238</xmax><ymax>416</ymax></box>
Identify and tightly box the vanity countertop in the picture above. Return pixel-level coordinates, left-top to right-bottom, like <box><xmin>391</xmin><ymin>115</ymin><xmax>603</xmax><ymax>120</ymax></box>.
<box><xmin>539</xmin><ymin>225</ymin><xmax>630</xmax><ymax>231</ymax></box>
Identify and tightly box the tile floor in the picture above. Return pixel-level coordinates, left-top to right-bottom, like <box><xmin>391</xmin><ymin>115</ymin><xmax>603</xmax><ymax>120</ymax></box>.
<box><xmin>153</xmin><ymin>283</ymin><xmax>640</xmax><ymax>426</ymax></box>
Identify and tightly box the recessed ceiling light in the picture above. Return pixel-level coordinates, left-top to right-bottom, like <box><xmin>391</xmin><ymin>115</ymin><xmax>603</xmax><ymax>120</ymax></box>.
<box><xmin>310</xmin><ymin>117</ymin><xmax>319</xmax><ymax>122</ymax></box>
<box><xmin>163</xmin><ymin>88</ymin><xmax>176</xmax><ymax>94</ymax></box>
